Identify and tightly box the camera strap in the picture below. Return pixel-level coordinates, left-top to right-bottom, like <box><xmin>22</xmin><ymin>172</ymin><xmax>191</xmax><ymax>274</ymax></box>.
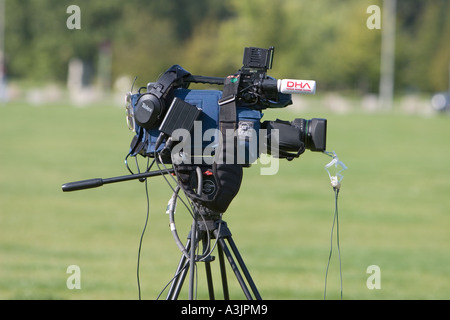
<box><xmin>172</xmin><ymin>76</ymin><xmax>244</xmax><ymax>214</ymax></box>
<box><xmin>217</xmin><ymin>75</ymin><xmax>240</xmax><ymax>164</ymax></box>
<box><xmin>149</xmin><ymin>64</ymin><xmax>191</xmax><ymax>99</ymax></box>
<box><xmin>171</xmin><ymin>74</ymin><xmax>243</xmax><ymax>214</ymax></box>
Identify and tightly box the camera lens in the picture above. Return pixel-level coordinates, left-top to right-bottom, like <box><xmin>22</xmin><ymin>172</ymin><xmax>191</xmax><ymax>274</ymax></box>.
<box><xmin>292</xmin><ymin>118</ymin><xmax>327</xmax><ymax>152</ymax></box>
<box><xmin>134</xmin><ymin>93</ymin><xmax>164</xmax><ymax>129</ymax></box>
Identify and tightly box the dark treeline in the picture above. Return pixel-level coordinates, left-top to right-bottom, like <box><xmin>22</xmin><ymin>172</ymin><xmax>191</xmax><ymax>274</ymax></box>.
<box><xmin>3</xmin><ymin>0</ymin><xmax>449</xmax><ymax>93</ymax></box>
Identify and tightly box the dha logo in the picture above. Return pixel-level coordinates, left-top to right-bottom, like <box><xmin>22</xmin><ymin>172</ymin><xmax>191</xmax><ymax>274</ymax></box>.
<box><xmin>286</xmin><ymin>81</ymin><xmax>312</xmax><ymax>91</ymax></box>
<box><xmin>286</xmin><ymin>81</ymin><xmax>311</xmax><ymax>90</ymax></box>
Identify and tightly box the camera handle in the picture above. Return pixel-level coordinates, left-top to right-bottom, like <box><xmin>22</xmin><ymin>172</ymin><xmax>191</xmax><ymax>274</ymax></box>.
<box><xmin>61</xmin><ymin>168</ymin><xmax>174</xmax><ymax>192</ymax></box>
<box><xmin>184</xmin><ymin>75</ymin><xmax>225</xmax><ymax>85</ymax></box>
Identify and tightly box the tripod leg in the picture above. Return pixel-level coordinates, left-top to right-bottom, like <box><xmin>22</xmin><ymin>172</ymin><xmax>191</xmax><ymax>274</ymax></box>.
<box><xmin>214</xmin><ymin>221</ymin><xmax>262</xmax><ymax>300</ymax></box>
<box><xmin>188</xmin><ymin>219</ymin><xmax>198</xmax><ymax>300</ymax></box>
<box><xmin>166</xmin><ymin>239</ymin><xmax>191</xmax><ymax>300</ymax></box>
<box><xmin>218</xmin><ymin>237</ymin><xmax>254</xmax><ymax>300</ymax></box>
<box><xmin>202</xmin><ymin>237</ymin><xmax>215</xmax><ymax>300</ymax></box>
<box><xmin>217</xmin><ymin>244</ymin><xmax>230</xmax><ymax>300</ymax></box>
<box><xmin>226</xmin><ymin>236</ymin><xmax>262</xmax><ymax>300</ymax></box>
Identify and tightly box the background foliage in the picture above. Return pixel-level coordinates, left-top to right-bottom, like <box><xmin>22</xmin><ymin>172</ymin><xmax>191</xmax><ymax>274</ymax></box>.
<box><xmin>4</xmin><ymin>0</ymin><xmax>450</xmax><ymax>93</ymax></box>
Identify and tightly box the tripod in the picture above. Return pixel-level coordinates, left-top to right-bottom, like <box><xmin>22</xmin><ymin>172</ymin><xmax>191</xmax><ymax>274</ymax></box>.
<box><xmin>62</xmin><ymin>167</ymin><xmax>261</xmax><ymax>300</ymax></box>
<box><xmin>166</xmin><ymin>208</ymin><xmax>262</xmax><ymax>300</ymax></box>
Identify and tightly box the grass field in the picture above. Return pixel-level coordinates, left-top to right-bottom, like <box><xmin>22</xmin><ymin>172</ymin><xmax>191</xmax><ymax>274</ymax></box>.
<box><xmin>1</xmin><ymin>97</ymin><xmax>449</xmax><ymax>300</ymax></box>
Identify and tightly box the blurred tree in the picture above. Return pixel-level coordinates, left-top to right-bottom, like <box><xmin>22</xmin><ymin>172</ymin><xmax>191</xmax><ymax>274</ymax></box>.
<box><xmin>111</xmin><ymin>0</ymin><xmax>231</xmax><ymax>85</ymax></box>
<box><xmin>5</xmin><ymin>0</ymin><xmax>124</xmax><ymax>82</ymax></box>
<box><xmin>3</xmin><ymin>0</ymin><xmax>449</xmax><ymax>94</ymax></box>
<box><xmin>397</xmin><ymin>0</ymin><xmax>450</xmax><ymax>92</ymax></box>
<box><xmin>183</xmin><ymin>0</ymin><xmax>382</xmax><ymax>93</ymax></box>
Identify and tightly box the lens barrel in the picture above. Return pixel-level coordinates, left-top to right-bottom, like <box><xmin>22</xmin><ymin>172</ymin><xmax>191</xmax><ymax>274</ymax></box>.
<box><xmin>292</xmin><ymin>118</ymin><xmax>327</xmax><ymax>152</ymax></box>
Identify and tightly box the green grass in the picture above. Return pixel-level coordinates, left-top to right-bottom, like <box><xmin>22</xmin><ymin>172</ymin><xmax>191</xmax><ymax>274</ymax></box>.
<box><xmin>1</xmin><ymin>99</ymin><xmax>449</xmax><ymax>299</ymax></box>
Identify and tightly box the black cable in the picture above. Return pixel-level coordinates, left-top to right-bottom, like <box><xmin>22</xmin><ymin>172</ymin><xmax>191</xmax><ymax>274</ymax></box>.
<box><xmin>323</xmin><ymin>187</ymin><xmax>343</xmax><ymax>300</ymax></box>
<box><xmin>136</xmin><ymin>157</ymin><xmax>153</xmax><ymax>300</ymax></box>
<box><xmin>124</xmin><ymin>152</ymin><xmax>135</xmax><ymax>174</ymax></box>
<box><xmin>136</xmin><ymin>175</ymin><xmax>150</xmax><ymax>300</ymax></box>
<box><xmin>155</xmin><ymin>151</ymin><xmax>214</xmax><ymax>261</ymax></box>
<box><xmin>132</xmin><ymin>145</ymin><xmax>215</xmax><ymax>299</ymax></box>
<box><xmin>156</xmin><ymin>261</ymin><xmax>189</xmax><ymax>300</ymax></box>
<box><xmin>154</xmin><ymin>149</ymin><xmax>196</xmax><ymax>219</ymax></box>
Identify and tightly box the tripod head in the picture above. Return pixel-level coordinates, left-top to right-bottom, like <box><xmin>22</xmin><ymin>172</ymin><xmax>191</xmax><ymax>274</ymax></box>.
<box><xmin>174</xmin><ymin>163</ymin><xmax>242</xmax><ymax>214</ymax></box>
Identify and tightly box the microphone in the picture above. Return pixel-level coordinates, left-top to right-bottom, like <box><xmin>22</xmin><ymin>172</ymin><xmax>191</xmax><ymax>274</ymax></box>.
<box><xmin>277</xmin><ymin>79</ymin><xmax>316</xmax><ymax>95</ymax></box>
<box><xmin>262</xmin><ymin>79</ymin><xmax>316</xmax><ymax>95</ymax></box>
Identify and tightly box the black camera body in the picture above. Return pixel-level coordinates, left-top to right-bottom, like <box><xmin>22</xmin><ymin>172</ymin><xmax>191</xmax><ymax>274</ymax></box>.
<box><xmin>126</xmin><ymin>47</ymin><xmax>326</xmax><ymax>164</ymax></box>
<box><xmin>125</xmin><ymin>47</ymin><xmax>327</xmax><ymax>213</ymax></box>
<box><xmin>235</xmin><ymin>46</ymin><xmax>281</xmax><ymax>107</ymax></box>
